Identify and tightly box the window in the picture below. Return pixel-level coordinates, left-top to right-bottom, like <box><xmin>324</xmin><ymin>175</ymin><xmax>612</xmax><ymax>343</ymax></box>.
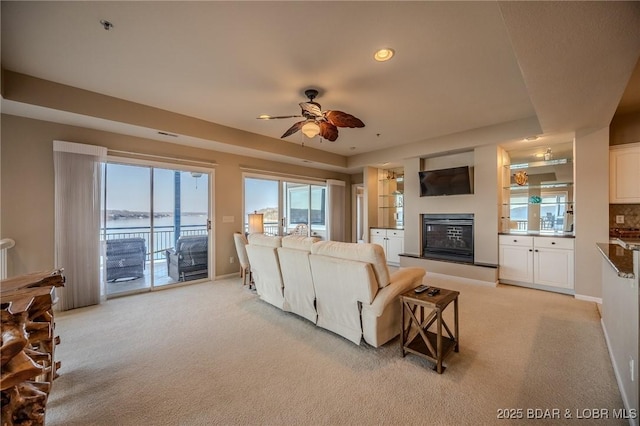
<box><xmin>244</xmin><ymin>175</ymin><xmax>327</xmax><ymax>238</ymax></box>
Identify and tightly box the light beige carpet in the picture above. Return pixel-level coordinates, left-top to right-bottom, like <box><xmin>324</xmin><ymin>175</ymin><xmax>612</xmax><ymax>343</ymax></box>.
<box><xmin>46</xmin><ymin>274</ymin><xmax>625</xmax><ymax>425</ymax></box>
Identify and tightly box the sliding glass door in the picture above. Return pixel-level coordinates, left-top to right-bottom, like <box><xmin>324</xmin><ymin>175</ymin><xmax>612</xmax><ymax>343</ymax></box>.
<box><xmin>103</xmin><ymin>162</ymin><xmax>211</xmax><ymax>297</ymax></box>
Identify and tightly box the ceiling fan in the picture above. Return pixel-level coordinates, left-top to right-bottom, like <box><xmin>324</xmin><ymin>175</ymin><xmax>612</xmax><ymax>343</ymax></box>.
<box><xmin>257</xmin><ymin>89</ymin><xmax>365</xmax><ymax>142</ymax></box>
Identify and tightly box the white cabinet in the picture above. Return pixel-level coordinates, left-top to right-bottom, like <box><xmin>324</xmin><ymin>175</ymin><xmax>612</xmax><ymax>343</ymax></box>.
<box><xmin>499</xmin><ymin>235</ymin><xmax>574</xmax><ymax>292</ymax></box>
<box><xmin>610</xmin><ymin>143</ymin><xmax>640</xmax><ymax>203</ymax></box>
<box><xmin>370</xmin><ymin>228</ymin><xmax>404</xmax><ymax>265</ymax></box>
<box><xmin>498</xmin><ymin>236</ymin><xmax>534</xmax><ymax>282</ymax></box>
<box><xmin>531</xmin><ymin>237</ymin><xmax>574</xmax><ymax>289</ymax></box>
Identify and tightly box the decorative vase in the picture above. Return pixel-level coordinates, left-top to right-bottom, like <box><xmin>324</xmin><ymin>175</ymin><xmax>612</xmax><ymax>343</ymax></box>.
<box><xmin>513</xmin><ymin>171</ymin><xmax>528</xmax><ymax>186</ymax></box>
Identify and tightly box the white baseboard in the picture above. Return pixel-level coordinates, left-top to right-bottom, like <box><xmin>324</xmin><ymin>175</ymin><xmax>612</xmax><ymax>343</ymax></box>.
<box><xmin>574</xmin><ymin>294</ymin><xmax>603</xmax><ymax>304</ymax></box>
<box><xmin>601</xmin><ymin>319</ymin><xmax>638</xmax><ymax>426</ymax></box>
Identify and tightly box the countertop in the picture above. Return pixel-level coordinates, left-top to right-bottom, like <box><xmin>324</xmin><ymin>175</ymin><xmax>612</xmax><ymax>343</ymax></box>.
<box><xmin>614</xmin><ymin>238</ymin><xmax>640</xmax><ymax>251</ymax></box>
<box><xmin>596</xmin><ymin>242</ymin><xmax>635</xmax><ymax>279</ymax></box>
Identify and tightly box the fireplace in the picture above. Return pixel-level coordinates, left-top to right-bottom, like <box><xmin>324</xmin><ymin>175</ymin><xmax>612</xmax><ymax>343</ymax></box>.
<box><xmin>422</xmin><ymin>214</ymin><xmax>474</xmax><ymax>263</ymax></box>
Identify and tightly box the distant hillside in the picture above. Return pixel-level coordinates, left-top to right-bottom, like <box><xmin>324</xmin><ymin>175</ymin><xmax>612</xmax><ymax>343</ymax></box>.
<box><xmin>255</xmin><ymin>207</ymin><xmax>278</xmax><ymax>222</ymax></box>
<box><xmin>107</xmin><ymin>210</ymin><xmax>205</xmax><ymax>220</ymax></box>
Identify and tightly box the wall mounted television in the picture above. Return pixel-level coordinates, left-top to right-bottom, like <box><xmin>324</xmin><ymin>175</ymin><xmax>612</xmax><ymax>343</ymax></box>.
<box><xmin>419</xmin><ymin>166</ymin><xmax>472</xmax><ymax>196</ymax></box>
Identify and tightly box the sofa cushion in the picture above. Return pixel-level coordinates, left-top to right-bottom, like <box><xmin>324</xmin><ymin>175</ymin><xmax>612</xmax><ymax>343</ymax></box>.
<box><xmin>310</xmin><ymin>241</ymin><xmax>390</xmax><ymax>288</ymax></box>
<box><xmin>282</xmin><ymin>235</ymin><xmax>319</xmax><ymax>251</ymax></box>
<box><xmin>248</xmin><ymin>233</ymin><xmax>282</xmax><ymax>248</ymax></box>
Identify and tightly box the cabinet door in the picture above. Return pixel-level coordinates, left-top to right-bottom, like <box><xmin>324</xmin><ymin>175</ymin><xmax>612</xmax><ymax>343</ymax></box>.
<box><xmin>499</xmin><ymin>244</ymin><xmax>533</xmax><ymax>282</ymax></box>
<box><xmin>370</xmin><ymin>233</ymin><xmax>386</xmax><ymax>255</ymax></box>
<box><xmin>533</xmin><ymin>247</ymin><xmax>574</xmax><ymax>289</ymax></box>
<box><xmin>386</xmin><ymin>234</ymin><xmax>404</xmax><ymax>265</ymax></box>
<box><xmin>610</xmin><ymin>145</ymin><xmax>640</xmax><ymax>203</ymax></box>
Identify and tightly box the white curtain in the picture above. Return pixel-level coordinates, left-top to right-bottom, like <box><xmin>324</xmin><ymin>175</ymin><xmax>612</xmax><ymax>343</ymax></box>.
<box><xmin>326</xmin><ymin>179</ymin><xmax>346</xmax><ymax>242</ymax></box>
<box><xmin>53</xmin><ymin>141</ymin><xmax>106</xmax><ymax>310</ymax></box>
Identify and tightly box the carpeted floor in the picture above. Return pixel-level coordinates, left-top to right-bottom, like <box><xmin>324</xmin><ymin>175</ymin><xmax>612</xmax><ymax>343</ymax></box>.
<box><xmin>46</xmin><ymin>274</ymin><xmax>625</xmax><ymax>425</ymax></box>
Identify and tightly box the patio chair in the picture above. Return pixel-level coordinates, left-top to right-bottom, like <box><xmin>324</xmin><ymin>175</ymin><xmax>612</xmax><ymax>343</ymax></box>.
<box><xmin>106</xmin><ymin>238</ymin><xmax>146</xmax><ymax>282</ymax></box>
<box><xmin>291</xmin><ymin>224</ymin><xmax>308</xmax><ymax>236</ymax></box>
<box><xmin>165</xmin><ymin>235</ymin><xmax>208</xmax><ymax>281</ymax></box>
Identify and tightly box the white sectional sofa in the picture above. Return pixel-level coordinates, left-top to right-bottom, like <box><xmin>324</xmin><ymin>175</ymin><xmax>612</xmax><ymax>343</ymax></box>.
<box><xmin>278</xmin><ymin>235</ymin><xmax>320</xmax><ymax>324</ymax></box>
<box><xmin>245</xmin><ymin>233</ymin><xmax>286</xmax><ymax>309</ymax></box>
<box><xmin>246</xmin><ymin>234</ymin><xmax>426</xmax><ymax>347</ymax></box>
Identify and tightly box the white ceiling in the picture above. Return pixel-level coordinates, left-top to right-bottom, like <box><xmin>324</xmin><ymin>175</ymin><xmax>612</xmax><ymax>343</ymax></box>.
<box><xmin>2</xmin><ymin>1</ymin><xmax>639</xmax><ymax>171</ymax></box>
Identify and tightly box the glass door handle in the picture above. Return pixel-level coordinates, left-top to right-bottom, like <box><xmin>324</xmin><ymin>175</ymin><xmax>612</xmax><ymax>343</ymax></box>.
<box><xmin>207</xmin><ymin>219</ymin><xmax>212</xmax><ymax>231</ymax></box>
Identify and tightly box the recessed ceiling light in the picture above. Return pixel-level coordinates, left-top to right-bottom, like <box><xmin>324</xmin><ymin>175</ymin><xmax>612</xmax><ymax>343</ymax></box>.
<box><xmin>374</xmin><ymin>48</ymin><xmax>395</xmax><ymax>62</ymax></box>
<box><xmin>258</xmin><ymin>115</ymin><xmax>271</xmax><ymax>119</ymax></box>
<box><xmin>524</xmin><ymin>135</ymin><xmax>539</xmax><ymax>141</ymax></box>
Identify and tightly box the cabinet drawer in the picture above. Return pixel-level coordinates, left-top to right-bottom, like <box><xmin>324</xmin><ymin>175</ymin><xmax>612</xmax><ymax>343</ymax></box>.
<box><xmin>370</xmin><ymin>229</ymin><xmax>385</xmax><ymax>237</ymax></box>
<box><xmin>499</xmin><ymin>235</ymin><xmax>533</xmax><ymax>247</ymax></box>
<box><xmin>387</xmin><ymin>230</ymin><xmax>404</xmax><ymax>238</ymax></box>
<box><xmin>534</xmin><ymin>237</ymin><xmax>574</xmax><ymax>250</ymax></box>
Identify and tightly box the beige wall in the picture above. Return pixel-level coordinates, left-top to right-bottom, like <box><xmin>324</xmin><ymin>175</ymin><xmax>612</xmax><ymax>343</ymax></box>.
<box><xmin>1</xmin><ymin>114</ymin><xmax>351</xmax><ymax>278</ymax></box>
<box><xmin>403</xmin><ymin>145</ymin><xmax>501</xmax><ymax>265</ymax></box>
<box><xmin>574</xmin><ymin>127</ymin><xmax>610</xmax><ymax>299</ymax></box>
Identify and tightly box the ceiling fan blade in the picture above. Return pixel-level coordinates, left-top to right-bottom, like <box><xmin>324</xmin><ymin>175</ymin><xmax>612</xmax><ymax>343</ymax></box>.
<box><xmin>281</xmin><ymin>121</ymin><xmax>305</xmax><ymax>138</ymax></box>
<box><xmin>257</xmin><ymin>115</ymin><xmax>302</xmax><ymax>120</ymax></box>
<box><xmin>300</xmin><ymin>102</ymin><xmax>322</xmax><ymax>118</ymax></box>
<box><xmin>324</xmin><ymin>110</ymin><xmax>365</xmax><ymax>128</ymax></box>
<box><xmin>319</xmin><ymin>121</ymin><xmax>339</xmax><ymax>141</ymax></box>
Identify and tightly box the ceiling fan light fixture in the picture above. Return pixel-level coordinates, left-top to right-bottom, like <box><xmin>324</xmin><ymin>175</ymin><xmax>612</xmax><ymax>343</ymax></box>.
<box><xmin>374</xmin><ymin>48</ymin><xmax>395</xmax><ymax>62</ymax></box>
<box><xmin>301</xmin><ymin>121</ymin><xmax>321</xmax><ymax>138</ymax></box>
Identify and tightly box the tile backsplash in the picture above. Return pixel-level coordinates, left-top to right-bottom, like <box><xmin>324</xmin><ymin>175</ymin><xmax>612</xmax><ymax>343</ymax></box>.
<box><xmin>609</xmin><ymin>204</ymin><xmax>640</xmax><ymax>229</ymax></box>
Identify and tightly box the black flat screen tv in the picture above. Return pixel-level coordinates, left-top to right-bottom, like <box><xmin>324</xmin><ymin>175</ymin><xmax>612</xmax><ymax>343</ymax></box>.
<box><xmin>419</xmin><ymin>166</ymin><xmax>472</xmax><ymax>196</ymax></box>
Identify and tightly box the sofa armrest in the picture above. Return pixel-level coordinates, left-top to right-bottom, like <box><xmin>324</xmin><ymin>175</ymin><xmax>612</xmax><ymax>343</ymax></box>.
<box><xmin>366</xmin><ymin>267</ymin><xmax>425</xmax><ymax>317</ymax></box>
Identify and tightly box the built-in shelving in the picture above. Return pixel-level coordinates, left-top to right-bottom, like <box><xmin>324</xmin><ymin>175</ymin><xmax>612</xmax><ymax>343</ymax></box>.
<box><xmin>501</xmin><ymin>155</ymin><xmax>574</xmax><ymax>234</ymax></box>
<box><xmin>377</xmin><ymin>168</ymin><xmax>404</xmax><ymax>229</ymax></box>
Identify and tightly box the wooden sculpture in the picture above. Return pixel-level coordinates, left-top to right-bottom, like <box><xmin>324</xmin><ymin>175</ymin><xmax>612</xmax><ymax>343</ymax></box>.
<box><xmin>1</xmin><ymin>269</ymin><xmax>65</xmax><ymax>426</ymax></box>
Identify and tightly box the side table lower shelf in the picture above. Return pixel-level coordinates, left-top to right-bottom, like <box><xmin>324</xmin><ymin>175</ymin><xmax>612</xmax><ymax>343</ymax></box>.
<box><xmin>404</xmin><ymin>330</ymin><xmax>457</xmax><ymax>362</ymax></box>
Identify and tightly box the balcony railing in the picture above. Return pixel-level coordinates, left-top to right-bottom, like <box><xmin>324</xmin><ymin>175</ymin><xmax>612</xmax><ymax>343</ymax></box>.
<box><xmin>103</xmin><ymin>225</ymin><xmax>207</xmax><ymax>261</ymax></box>
<box><xmin>242</xmin><ymin>221</ymin><xmax>325</xmax><ymax>239</ymax></box>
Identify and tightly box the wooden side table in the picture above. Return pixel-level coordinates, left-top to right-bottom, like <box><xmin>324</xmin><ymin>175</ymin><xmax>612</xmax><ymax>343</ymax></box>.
<box><xmin>400</xmin><ymin>287</ymin><xmax>459</xmax><ymax>373</ymax></box>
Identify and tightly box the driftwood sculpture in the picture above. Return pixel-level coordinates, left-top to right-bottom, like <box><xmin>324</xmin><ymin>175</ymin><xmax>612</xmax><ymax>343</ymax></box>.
<box><xmin>1</xmin><ymin>269</ymin><xmax>64</xmax><ymax>426</ymax></box>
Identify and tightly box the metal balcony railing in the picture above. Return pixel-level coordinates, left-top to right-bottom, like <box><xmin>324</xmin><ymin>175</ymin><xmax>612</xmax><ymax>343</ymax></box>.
<box><xmin>102</xmin><ymin>225</ymin><xmax>207</xmax><ymax>261</ymax></box>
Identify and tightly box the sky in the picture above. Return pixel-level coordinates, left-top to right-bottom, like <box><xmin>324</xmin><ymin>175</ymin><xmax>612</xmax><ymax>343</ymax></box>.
<box><xmin>105</xmin><ymin>166</ymin><xmax>319</xmax><ymax>224</ymax></box>
<box><xmin>105</xmin><ymin>163</ymin><xmax>209</xmax><ymax>213</ymax></box>
<box><xmin>244</xmin><ymin>177</ymin><xmax>278</xmax><ymax>215</ymax></box>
